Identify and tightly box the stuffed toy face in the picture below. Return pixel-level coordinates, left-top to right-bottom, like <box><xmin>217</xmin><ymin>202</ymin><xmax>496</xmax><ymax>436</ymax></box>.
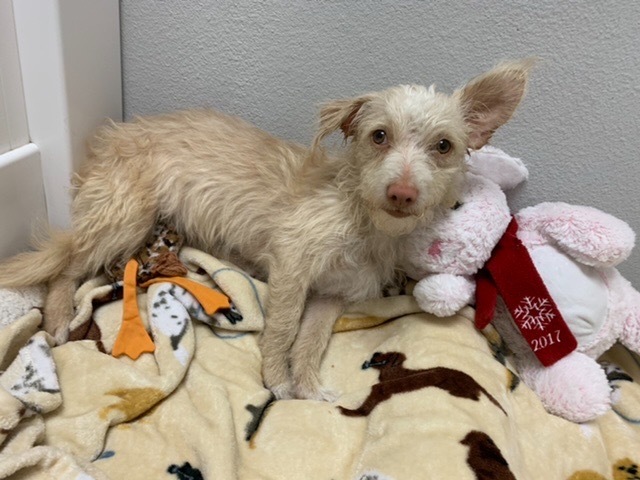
<box><xmin>402</xmin><ymin>146</ymin><xmax>529</xmax><ymax>280</ymax></box>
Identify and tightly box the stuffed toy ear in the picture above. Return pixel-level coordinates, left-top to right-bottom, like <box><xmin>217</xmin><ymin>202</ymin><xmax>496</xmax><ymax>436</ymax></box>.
<box><xmin>467</xmin><ymin>145</ymin><xmax>529</xmax><ymax>190</ymax></box>
<box><xmin>455</xmin><ymin>59</ymin><xmax>535</xmax><ymax>149</ymax></box>
<box><xmin>517</xmin><ymin>202</ymin><xmax>636</xmax><ymax>267</ymax></box>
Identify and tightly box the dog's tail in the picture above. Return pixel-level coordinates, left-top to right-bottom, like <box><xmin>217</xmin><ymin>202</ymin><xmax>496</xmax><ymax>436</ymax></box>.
<box><xmin>0</xmin><ymin>231</ymin><xmax>73</xmax><ymax>288</ymax></box>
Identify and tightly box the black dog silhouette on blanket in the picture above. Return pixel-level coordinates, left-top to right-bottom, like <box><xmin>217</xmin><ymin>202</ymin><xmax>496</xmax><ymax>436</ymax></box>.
<box><xmin>339</xmin><ymin>351</ymin><xmax>506</xmax><ymax>417</ymax></box>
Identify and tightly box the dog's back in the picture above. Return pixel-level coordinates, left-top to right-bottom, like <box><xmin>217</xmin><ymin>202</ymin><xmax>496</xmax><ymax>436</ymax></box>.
<box><xmin>72</xmin><ymin>109</ymin><xmax>310</xmax><ymax>273</ymax></box>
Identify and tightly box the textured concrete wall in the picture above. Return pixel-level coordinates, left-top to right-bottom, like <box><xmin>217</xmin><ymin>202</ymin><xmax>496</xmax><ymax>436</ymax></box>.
<box><xmin>121</xmin><ymin>0</ymin><xmax>640</xmax><ymax>286</ymax></box>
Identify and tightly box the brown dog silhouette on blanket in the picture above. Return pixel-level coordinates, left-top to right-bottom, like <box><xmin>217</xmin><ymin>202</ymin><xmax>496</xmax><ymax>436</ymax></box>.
<box><xmin>339</xmin><ymin>351</ymin><xmax>506</xmax><ymax>417</ymax></box>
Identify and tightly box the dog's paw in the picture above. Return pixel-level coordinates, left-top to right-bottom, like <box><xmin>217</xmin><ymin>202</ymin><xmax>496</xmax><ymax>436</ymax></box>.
<box><xmin>42</xmin><ymin>314</ymin><xmax>71</xmax><ymax>346</ymax></box>
<box><xmin>291</xmin><ymin>367</ymin><xmax>338</xmax><ymax>401</ymax></box>
<box><xmin>261</xmin><ymin>353</ymin><xmax>293</xmax><ymax>399</ymax></box>
<box><xmin>269</xmin><ymin>382</ymin><xmax>294</xmax><ymax>400</ymax></box>
<box><xmin>314</xmin><ymin>387</ymin><xmax>339</xmax><ymax>403</ymax></box>
<box><xmin>293</xmin><ymin>382</ymin><xmax>339</xmax><ymax>402</ymax></box>
<box><xmin>52</xmin><ymin>326</ymin><xmax>70</xmax><ymax>346</ymax></box>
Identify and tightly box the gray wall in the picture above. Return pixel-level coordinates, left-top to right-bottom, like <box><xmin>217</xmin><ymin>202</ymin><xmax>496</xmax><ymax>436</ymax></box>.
<box><xmin>121</xmin><ymin>0</ymin><xmax>640</xmax><ymax>287</ymax></box>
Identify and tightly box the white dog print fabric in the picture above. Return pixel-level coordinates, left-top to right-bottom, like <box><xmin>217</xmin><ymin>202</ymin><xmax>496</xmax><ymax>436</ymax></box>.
<box><xmin>148</xmin><ymin>285</ymin><xmax>193</xmax><ymax>366</ymax></box>
<box><xmin>0</xmin><ymin>331</ymin><xmax>59</xmax><ymax>413</ymax></box>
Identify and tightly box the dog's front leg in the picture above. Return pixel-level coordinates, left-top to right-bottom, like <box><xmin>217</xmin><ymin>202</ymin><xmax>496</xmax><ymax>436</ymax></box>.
<box><xmin>290</xmin><ymin>296</ymin><xmax>344</xmax><ymax>401</ymax></box>
<box><xmin>259</xmin><ymin>266</ymin><xmax>311</xmax><ymax>399</ymax></box>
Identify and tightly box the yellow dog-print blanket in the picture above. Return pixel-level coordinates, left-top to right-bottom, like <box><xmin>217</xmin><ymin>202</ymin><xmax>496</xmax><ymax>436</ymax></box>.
<box><xmin>0</xmin><ymin>247</ymin><xmax>639</xmax><ymax>479</ymax></box>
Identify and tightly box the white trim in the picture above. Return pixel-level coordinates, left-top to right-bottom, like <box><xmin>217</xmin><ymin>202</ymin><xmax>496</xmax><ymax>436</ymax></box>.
<box><xmin>0</xmin><ymin>0</ymin><xmax>29</xmax><ymax>154</ymax></box>
<box><xmin>0</xmin><ymin>143</ymin><xmax>47</xmax><ymax>257</ymax></box>
<box><xmin>12</xmin><ymin>0</ymin><xmax>123</xmax><ymax>229</ymax></box>
<box><xmin>0</xmin><ymin>142</ymin><xmax>38</xmax><ymax>169</ymax></box>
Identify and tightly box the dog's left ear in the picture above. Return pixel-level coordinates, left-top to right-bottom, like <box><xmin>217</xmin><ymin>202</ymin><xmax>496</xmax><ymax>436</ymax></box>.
<box><xmin>455</xmin><ymin>58</ymin><xmax>535</xmax><ymax>149</ymax></box>
<box><xmin>311</xmin><ymin>96</ymin><xmax>371</xmax><ymax>151</ymax></box>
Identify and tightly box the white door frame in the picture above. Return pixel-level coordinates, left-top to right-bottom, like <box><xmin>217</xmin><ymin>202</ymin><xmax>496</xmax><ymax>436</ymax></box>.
<box><xmin>11</xmin><ymin>0</ymin><xmax>123</xmax><ymax>230</ymax></box>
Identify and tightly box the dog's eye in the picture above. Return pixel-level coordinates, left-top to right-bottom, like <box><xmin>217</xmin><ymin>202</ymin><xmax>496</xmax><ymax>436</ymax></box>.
<box><xmin>436</xmin><ymin>139</ymin><xmax>452</xmax><ymax>154</ymax></box>
<box><xmin>372</xmin><ymin>130</ymin><xmax>388</xmax><ymax>145</ymax></box>
<box><xmin>452</xmin><ymin>201</ymin><xmax>463</xmax><ymax>210</ymax></box>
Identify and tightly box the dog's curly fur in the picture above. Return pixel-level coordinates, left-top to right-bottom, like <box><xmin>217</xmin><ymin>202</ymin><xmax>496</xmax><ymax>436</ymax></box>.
<box><xmin>0</xmin><ymin>59</ymin><xmax>533</xmax><ymax>400</ymax></box>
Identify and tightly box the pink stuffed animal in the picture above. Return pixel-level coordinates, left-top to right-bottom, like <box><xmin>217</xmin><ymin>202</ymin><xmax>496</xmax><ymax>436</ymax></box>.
<box><xmin>401</xmin><ymin>146</ymin><xmax>528</xmax><ymax>317</ymax></box>
<box><xmin>402</xmin><ymin>146</ymin><xmax>640</xmax><ymax>423</ymax></box>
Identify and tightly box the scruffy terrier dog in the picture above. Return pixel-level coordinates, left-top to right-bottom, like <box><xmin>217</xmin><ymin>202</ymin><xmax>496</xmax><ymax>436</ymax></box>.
<box><xmin>0</xmin><ymin>60</ymin><xmax>532</xmax><ymax>400</ymax></box>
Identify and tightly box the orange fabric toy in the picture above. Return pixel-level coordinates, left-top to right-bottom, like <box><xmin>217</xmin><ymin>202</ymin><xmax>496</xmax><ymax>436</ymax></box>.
<box><xmin>112</xmin><ymin>259</ymin><xmax>230</xmax><ymax>360</ymax></box>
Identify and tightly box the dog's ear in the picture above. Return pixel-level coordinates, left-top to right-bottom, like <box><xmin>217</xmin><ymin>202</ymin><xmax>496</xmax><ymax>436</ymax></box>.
<box><xmin>455</xmin><ymin>58</ymin><xmax>535</xmax><ymax>149</ymax></box>
<box><xmin>312</xmin><ymin>96</ymin><xmax>371</xmax><ymax>150</ymax></box>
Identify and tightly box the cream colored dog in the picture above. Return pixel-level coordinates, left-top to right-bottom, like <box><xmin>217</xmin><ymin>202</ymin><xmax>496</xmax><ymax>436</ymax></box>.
<box><xmin>0</xmin><ymin>60</ymin><xmax>533</xmax><ymax>400</ymax></box>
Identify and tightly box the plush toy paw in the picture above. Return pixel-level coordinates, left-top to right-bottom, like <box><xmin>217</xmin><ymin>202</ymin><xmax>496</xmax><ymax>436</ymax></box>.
<box><xmin>618</xmin><ymin>283</ymin><xmax>640</xmax><ymax>353</ymax></box>
<box><xmin>414</xmin><ymin>274</ymin><xmax>475</xmax><ymax>317</ymax></box>
<box><xmin>519</xmin><ymin>351</ymin><xmax>612</xmax><ymax>423</ymax></box>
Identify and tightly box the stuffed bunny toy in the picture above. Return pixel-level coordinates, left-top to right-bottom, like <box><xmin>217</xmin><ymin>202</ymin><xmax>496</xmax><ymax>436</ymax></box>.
<box><xmin>402</xmin><ymin>146</ymin><xmax>640</xmax><ymax>423</ymax></box>
<box><xmin>401</xmin><ymin>145</ymin><xmax>529</xmax><ymax>317</ymax></box>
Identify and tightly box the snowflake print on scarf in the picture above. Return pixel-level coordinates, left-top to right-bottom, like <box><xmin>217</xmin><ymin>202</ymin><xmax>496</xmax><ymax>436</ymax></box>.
<box><xmin>476</xmin><ymin>217</ymin><xmax>577</xmax><ymax>366</ymax></box>
<box><xmin>513</xmin><ymin>296</ymin><xmax>556</xmax><ymax>331</ymax></box>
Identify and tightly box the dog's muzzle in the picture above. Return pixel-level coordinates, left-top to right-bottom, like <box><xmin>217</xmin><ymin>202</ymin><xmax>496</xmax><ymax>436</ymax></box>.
<box><xmin>370</xmin><ymin>207</ymin><xmax>430</xmax><ymax>237</ymax></box>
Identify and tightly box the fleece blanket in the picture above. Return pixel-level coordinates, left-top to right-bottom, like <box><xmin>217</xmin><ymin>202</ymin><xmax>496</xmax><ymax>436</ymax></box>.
<box><xmin>1</xmin><ymin>247</ymin><xmax>640</xmax><ymax>480</ymax></box>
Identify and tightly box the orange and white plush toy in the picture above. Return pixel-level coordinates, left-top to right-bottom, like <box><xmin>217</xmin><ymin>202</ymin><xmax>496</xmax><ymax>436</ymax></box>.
<box><xmin>402</xmin><ymin>146</ymin><xmax>640</xmax><ymax>423</ymax></box>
